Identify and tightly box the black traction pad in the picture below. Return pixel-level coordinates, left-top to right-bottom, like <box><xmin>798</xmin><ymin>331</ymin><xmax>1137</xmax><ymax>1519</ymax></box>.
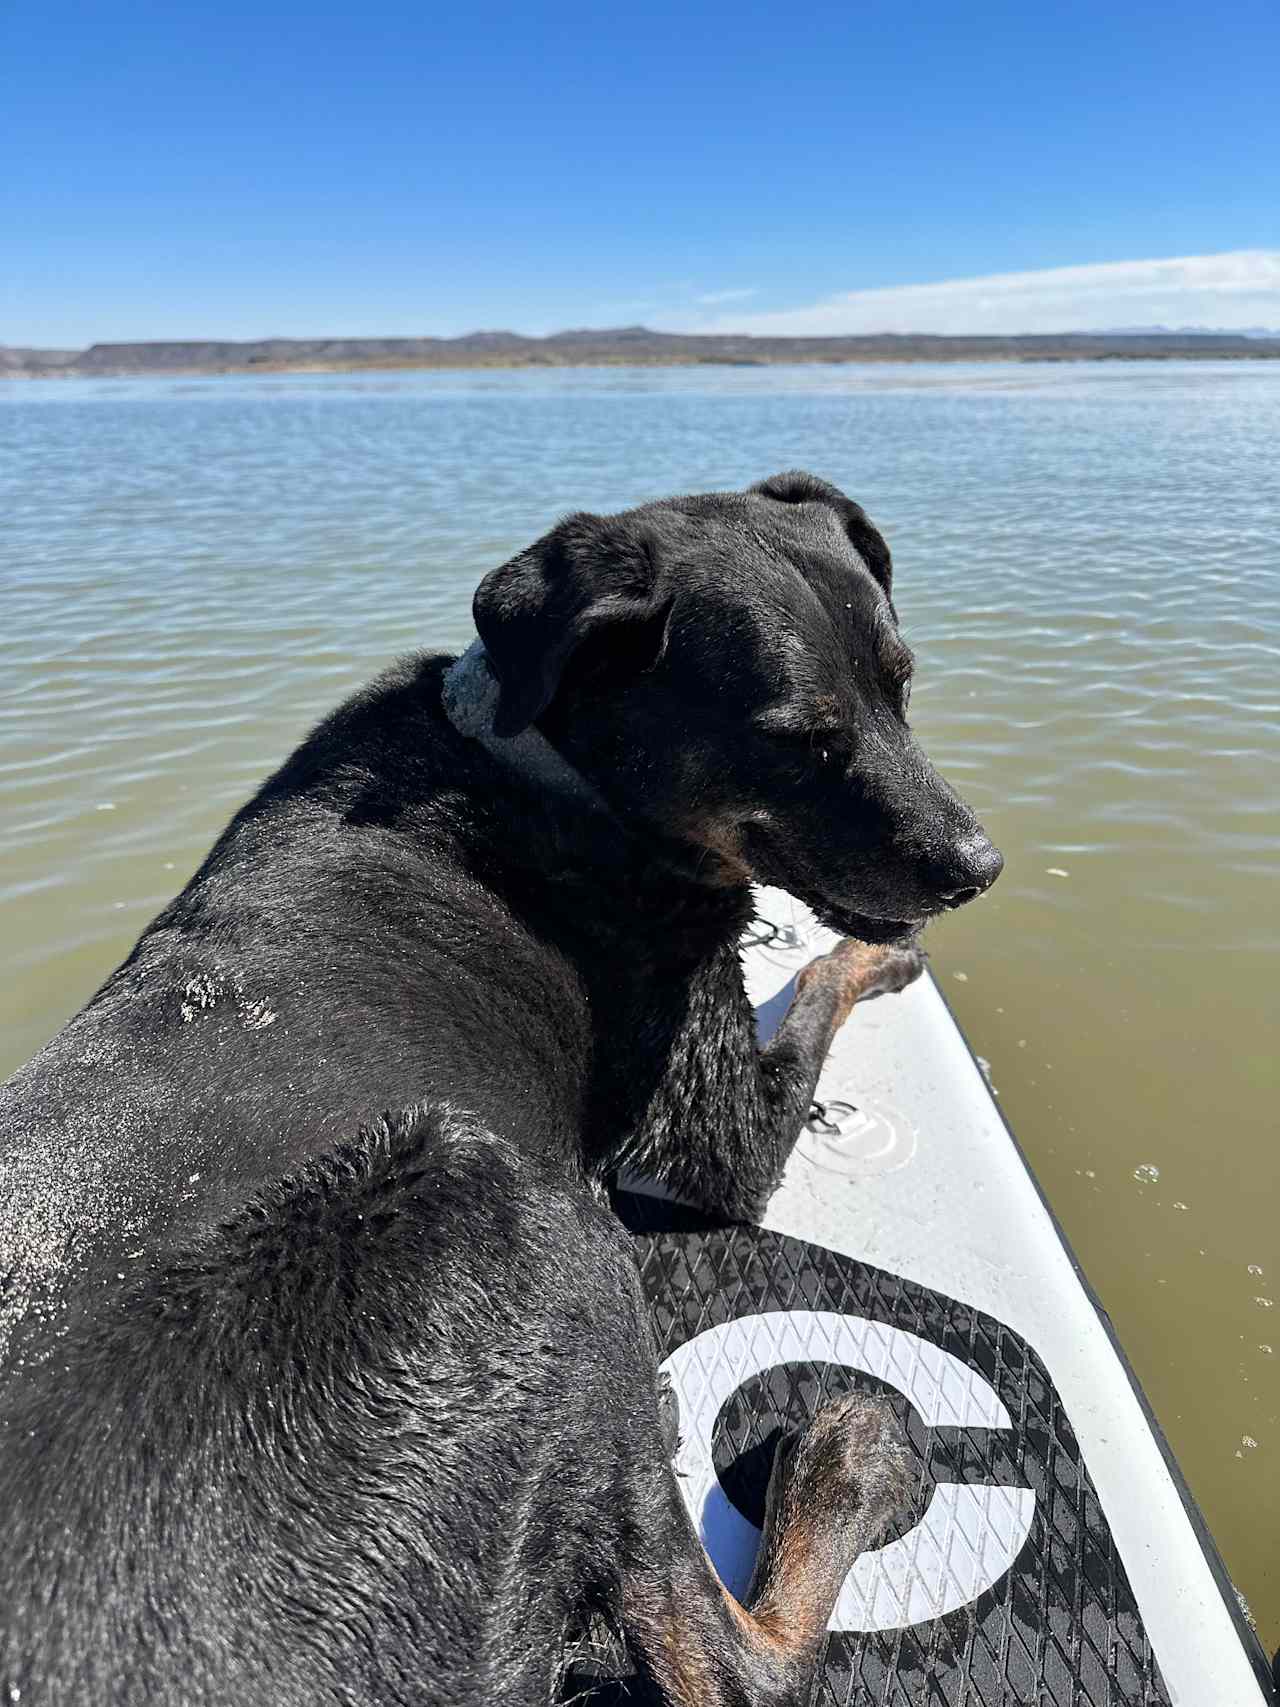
<box><xmin>616</xmin><ymin>1189</ymin><xmax>1174</xmax><ymax>1707</ymax></box>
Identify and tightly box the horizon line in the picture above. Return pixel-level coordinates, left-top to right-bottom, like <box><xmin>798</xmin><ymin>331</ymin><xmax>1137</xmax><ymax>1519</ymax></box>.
<box><xmin>9</xmin><ymin>323</ymin><xmax>1280</xmax><ymax>354</ymax></box>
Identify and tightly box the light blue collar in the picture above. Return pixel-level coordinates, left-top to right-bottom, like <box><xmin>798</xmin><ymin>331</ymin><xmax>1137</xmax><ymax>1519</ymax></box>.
<box><xmin>441</xmin><ymin>639</ymin><xmax>612</xmax><ymax>815</ymax></box>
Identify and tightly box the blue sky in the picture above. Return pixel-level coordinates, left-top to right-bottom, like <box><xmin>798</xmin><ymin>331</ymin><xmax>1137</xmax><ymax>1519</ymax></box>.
<box><xmin>3</xmin><ymin>0</ymin><xmax>1278</xmax><ymax>345</ymax></box>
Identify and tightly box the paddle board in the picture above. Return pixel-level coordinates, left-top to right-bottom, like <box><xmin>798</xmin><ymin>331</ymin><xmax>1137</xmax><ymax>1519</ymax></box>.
<box><xmin>617</xmin><ymin>886</ymin><xmax>1275</xmax><ymax>1706</ymax></box>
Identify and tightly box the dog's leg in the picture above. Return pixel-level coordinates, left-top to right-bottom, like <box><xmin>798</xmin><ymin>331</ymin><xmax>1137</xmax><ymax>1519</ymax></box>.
<box><xmin>741</xmin><ymin>936</ymin><xmax>925</xmax><ymax>1208</ymax></box>
<box><xmin>764</xmin><ymin>936</ymin><xmax>924</xmax><ymax>1112</ymax></box>
<box><xmin>627</xmin><ymin>936</ymin><xmax>923</xmax><ymax>1219</ymax></box>
<box><xmin>621</xmin><ymin>1392</ymin><xmax>911</xmax><ymax>1707</ymax></box>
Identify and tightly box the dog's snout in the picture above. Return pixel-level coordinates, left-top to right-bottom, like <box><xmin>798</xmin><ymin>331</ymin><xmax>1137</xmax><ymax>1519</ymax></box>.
<box><xmin>936</xmin><ymin>833</ymin><xmax>1003</xmax><ymax>909</ymax></box>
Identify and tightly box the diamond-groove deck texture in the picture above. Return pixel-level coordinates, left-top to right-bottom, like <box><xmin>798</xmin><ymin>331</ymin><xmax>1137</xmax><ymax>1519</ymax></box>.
<box><xmin>616</xmin><ymin>1191</ymin><xmax>1172</xmax><ymax>1707</ymax></box>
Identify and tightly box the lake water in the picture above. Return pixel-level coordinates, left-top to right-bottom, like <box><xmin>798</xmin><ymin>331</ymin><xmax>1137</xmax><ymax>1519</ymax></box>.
<box><xmin>2</xmin><ymin>362</ymin><xmax>1277</xmax><ymax>1643</ymax></box>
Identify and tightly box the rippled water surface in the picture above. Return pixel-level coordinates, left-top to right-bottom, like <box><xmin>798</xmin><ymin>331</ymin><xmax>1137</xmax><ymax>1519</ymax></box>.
<box><xmin>3</xmin><ymin>363</ymin><xmax>1278</xmax><ymax>1641</ymax></box>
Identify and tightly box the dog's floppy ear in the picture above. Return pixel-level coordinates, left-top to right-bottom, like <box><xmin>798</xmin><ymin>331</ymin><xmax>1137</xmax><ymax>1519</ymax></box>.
<box><xmin>752</xmin><ymin>469</ymin><xmax>893</xmax><ymax>599</ymax></box>
<box><xmin>472</xmin><ymin>512</ymin><xmax>669</xmax><ymax>737</ymax></box>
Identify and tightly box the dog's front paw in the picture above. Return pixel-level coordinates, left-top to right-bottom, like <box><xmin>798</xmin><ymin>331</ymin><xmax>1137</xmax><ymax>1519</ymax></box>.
<box><xmin>797</xmin><ymin>937</ymin><xmax>926</xmax><ymax>1023</ymax></box>
<box><xmin>849</xmin><ymin>939</ymin><xmax>927</xmax><ymax>1001</ymax></box>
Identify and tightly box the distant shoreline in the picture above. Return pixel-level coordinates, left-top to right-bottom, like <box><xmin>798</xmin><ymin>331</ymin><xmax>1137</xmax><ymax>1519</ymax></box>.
<box><xmin>6</xmin><ymin>326</ymin><xmax>1280</xmax><ymax>379</ymax></box>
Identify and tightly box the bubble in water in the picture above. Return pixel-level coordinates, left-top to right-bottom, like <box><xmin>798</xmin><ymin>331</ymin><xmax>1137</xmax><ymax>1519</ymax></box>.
<box><xmin>1254</xmin><ymin>1297</ymin><xmax>1274</xmax><ymax>1310</ymax></box>
<box><xmin>1260</xmin><ymin>1345</ymin><xmax>1274</xmax><ymax>1356</ymax></box>
<box><xmin>1241</xmin><ymin>1436</ymin><xmax>1258</xmax><ymax>1450</ymax></box>
<box><xmin>1133</xmin><ymin>1163</ymin><xmax>1160</xmax><ymax>1184</ymax></box>
<box><xmin>1247</xmin><ymin>1264</ymin><xmax>1264</xmax><ymax>1277</ymax></box>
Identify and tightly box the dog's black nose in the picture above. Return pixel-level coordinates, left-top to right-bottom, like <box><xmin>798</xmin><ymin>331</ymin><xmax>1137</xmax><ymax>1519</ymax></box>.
<box><xmin>937</xmin><ymin>834</ymin><xmax>1003</xmax><ymax>908</ymax></box>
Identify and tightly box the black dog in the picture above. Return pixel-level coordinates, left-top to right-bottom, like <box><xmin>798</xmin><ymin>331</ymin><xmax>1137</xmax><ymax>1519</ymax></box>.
<box><xmin>0</xmin><ymin>472</ymin><xmax>1001</xmax><ymax>1706</ymax></box>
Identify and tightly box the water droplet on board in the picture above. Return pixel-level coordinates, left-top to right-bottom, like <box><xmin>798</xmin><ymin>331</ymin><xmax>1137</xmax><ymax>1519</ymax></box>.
<box><xmin>1247</xmin><ymin>1264</ymin><xmax>1264</xmax><ymax>1277</ymax></box>
<box><xmin>1254</xmin><ymin>1297</ymin><xmax>1274</xmax><ymax>1310</ymax></box>
<box><xmin>1133</xmin><ymin>1163</ymin><xmax>1160</xmax><ymax>1184</ymax></box>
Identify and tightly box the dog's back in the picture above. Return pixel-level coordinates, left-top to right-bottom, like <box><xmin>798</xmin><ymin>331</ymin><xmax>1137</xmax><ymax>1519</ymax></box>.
<box><xmin>0</xmin><ymin>657</ymin><xmax>618</xmax><ymax>1704</ymax></box>
<box><xmin>0</xmin><ymin>655</ymin><xmax>583</xmax><ymax>1348</ymax></box>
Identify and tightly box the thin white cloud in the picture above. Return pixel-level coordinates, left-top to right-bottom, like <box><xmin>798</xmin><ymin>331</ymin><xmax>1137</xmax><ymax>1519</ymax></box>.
<box><xmin>691</xmin><ymin>251</ymin><xmax>1280</xmax><ymax>337</ymax></box>
<box><xmin>694</xmin><ymin>287</ymin><xmax>759</xmax><ymax>306</ymax></box>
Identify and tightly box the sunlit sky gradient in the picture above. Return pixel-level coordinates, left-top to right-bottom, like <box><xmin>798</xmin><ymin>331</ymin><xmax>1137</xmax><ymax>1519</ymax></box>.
<box><xmin>3</xmin><ymin>0</ymin><xmax>1278</xmax><ymax>346</ymax></box>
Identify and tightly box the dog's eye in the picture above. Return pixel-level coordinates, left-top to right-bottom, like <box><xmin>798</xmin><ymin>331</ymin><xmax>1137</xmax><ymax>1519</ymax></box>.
<box><xmin>812</xmin><ymin>738</ymin><xmax>848</xmax><ymax>770</ymax></box>
<box><xmin>763</xmin><ymin>725</ymin><xmax>848</xmax><ymax>768</ymax></box>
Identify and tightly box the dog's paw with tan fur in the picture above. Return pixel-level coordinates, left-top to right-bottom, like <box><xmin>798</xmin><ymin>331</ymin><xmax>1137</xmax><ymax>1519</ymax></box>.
<box><xmin>796</xmin><ymin>937</ymin><xmax>926</xmax><ymax>1028</ymax></box>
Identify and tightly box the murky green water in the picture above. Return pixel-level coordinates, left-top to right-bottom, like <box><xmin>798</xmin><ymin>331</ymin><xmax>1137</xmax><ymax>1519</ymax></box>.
<box><xmin>3</xmin><ymin>363</ymin><xmax>1277</xmax><ymax>1643</ymax></box>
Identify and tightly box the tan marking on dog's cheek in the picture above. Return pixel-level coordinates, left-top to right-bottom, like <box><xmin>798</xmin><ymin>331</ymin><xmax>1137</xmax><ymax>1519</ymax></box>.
<box><xmin>680</xmin><ymin>814</ymin><xmax>755</xmax><ymax>885</ymax></box>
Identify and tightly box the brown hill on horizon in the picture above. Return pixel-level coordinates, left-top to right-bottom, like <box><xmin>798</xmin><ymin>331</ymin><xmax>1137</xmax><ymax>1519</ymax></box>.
<box><xmin>5</xmin><ymin>326</ymin><xmax>1279</xmax><ymax>377</ymax></box>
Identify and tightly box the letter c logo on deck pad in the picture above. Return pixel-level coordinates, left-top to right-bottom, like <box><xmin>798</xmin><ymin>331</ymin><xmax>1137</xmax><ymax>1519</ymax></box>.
<box><xmin>659</xmin><ymin>1309</ymin><xmax>1035</xmax><ymax>1631</ymax></box>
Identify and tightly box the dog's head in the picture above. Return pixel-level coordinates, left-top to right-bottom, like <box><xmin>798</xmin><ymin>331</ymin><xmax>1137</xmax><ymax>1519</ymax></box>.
<box><xmin>471</xmin><ymin>472</ymin><xmax>1001</xmax><ymax>941</ymax></box>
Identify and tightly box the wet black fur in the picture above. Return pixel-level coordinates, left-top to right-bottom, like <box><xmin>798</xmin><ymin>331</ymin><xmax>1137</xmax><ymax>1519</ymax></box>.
<box><xmin>0</xmin><ymin>473</ymin><xmax>999</xmax><ymax>1705</ymax></box>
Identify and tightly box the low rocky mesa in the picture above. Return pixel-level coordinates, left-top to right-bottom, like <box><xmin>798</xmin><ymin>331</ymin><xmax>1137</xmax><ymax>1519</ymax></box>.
<box><xmin>5</xmin><ymin>327</ymin><xmax>1280</xmax><ymax>377</ymax></box>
